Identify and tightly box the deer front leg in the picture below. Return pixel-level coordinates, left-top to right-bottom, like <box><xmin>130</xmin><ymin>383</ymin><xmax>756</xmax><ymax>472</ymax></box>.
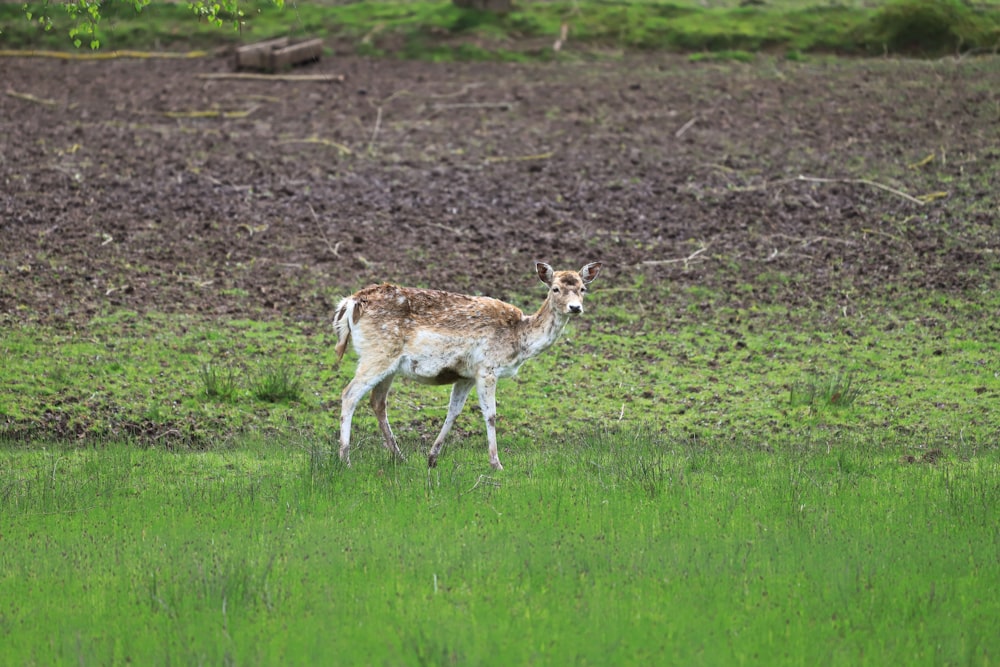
<box><xmin>475</xmin><ymin>370</ymin><xmax>502</xmax><ymax>471</ymax></box>
<box><xmin>428</xmin><ymin>379</ymin><xmax>475</xmax><ymax>468</ymax></box>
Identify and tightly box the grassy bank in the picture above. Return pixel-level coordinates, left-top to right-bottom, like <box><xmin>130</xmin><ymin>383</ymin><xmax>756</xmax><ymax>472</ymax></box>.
<box><xmin>2</xmin><ymin>429</ymin><xmax>999</xmax><ymax>665</ymax></box>
<box><xmin>2</xmin><ymin>0</ymin><xmax>999</xmax><ymax>58</ymax></box>
<box><xmin>2</xmin><ymin>283</ymin><xmax>999</xmax><ymax>449</ymax></box>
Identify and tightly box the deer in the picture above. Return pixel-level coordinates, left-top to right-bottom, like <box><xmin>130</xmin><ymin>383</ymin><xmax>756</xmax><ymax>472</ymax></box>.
<box><xmin>332</xmin><ymin>261</ymin><xmax>602</xmax><ymax>470</ymax></box>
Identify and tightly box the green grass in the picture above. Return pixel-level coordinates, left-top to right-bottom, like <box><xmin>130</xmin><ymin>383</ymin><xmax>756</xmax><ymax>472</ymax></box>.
<box><xmin>248</xmin><ymin>360</ymin><xmax>305</xmax><ymax>403</ymax></box>
<box><xmin>199</xmin><ymin>362</ymin><xmax>240</xmax><ymax>401</ymax></box>
<box><xmin>1</xmin><ymin>255</ymin><xmax>997</xmax><ymax>667</ymax></box>
<box><xmin>2</xmin><ymin>430</ymin><xmax>998</xmax><ymax>664</ymax></box>
<box><xmin>2</xmin><ymin>280</ymin><xmax>996</xmax><ymax>665</ymax></box>
<box><xmin>789</xmin><ymin>371</ymin><xmax>863</xmax><ymax>409</ymax></box>
<box><xmin>2</xmin><ymin>284</ymin><xmax>998</xmax><ymax>446</ymax></box>
<box><xmin>2</xmin><ymin>0</ymin><xmax>998</xmax><ymax>58</ymax></box>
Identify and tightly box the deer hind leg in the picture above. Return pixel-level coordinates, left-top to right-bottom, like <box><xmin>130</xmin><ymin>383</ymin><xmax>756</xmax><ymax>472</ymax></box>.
<box><xmin>427</xmin><ymin>378</ymin><xmax>475</xmax><ymax>468</ymax></box>
<box><xmin>370</xmin><ymin>375</ymin><xmax>403</xmax><ymax>460</ymax></box>
<box><xmin>339</xmin><ymin>362</ymin><xmax>394</xmax><ymax>466</ymax></box>
<box><xmin>475</xmin><ymin>371</ymin><xmax>503</xmax><ymax>471</ymax></box>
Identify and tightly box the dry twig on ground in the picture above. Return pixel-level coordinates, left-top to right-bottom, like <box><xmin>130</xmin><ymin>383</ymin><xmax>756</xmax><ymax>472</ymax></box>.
<box><xmin>196</xmin><ymin>72</ymin><xmax>343</xmax><ymax>83</ymax></box>
<box><xmin>5</xmin><ymin>89</ymin><xmax>58</xmax><ymax>106</ymax></box>
<box><xmin>642</xmin><ymin>245</ymin><xmax>709</xmax><ymax>269</ymax></box>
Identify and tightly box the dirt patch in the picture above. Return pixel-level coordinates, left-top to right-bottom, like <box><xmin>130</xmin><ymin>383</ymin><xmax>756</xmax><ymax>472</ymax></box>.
<box><xmin>1</xmin><ymin>54</ymin><xmax>998</xmax><ymax>327</ymax></box>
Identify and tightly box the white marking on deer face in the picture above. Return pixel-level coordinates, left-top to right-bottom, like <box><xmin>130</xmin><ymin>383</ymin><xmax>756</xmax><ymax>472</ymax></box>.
<box><xmin>550</xmin><ymin>273</ymin><xmax>588</xmax><ymax>315</ymax></box>
<box><xmin>539</xmin><ymin>263</ymin><xmax>601</xmax><ymax>317</ymax></box>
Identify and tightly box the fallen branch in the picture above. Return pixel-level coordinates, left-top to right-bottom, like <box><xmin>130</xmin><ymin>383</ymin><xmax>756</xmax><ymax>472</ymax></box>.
<box><xmin>432</xmin><ymin>102</ymin><xmax>515</xmax><ymax>111</ymax></box>
<box><xmin>760</xmin><ymin>233</ymin><xmax>854</xmax><ymax>247</ymax></box>
<box><xmin>425</xmin><ymin>222</ymin><xmax>465</xmax><ymax>237</ymax></box>
<box><xmin>162</xmin><ymin>108</ymin><xmax>256</xmax><ymax>119</ymax></box>
<box><xmin>0</xmin><ymin>49</ymin><xmax>207</xmax><ymax>60</ymax></box>
<box><xmin>5</xmin><ymin>89</ymin><xmax>58</xmax><ymax>106</ymax></box>
<box><xmin>485</xmin><ymin>151</ymin><xmax>554</xmax><ymax>163</ymax></box>
<box><xmin>676</xmin><ymin>94</ymin><xmax>730</xmax><ymax>138</ymax></box>
<box><xmin>642</xmin><ymin>245</ymin><xmax>709</xmax><ymax>269</ymax></box>
<box><xmin>674</xmin><ymin>116</ymin><xmax>698</xmax><ymax>138</ymax></box>
<box><xmin>307</xmin><ymin>203</ymin><xmax>342</xmax><ymax>257</ymax></box>
<box><xmin>793</xmin><ymin>175</ymin><xmax>926</xmax><ymax>206</ymax></box>
<box><xmin>195</xmin><ymin>72</ymin><xmax>343</xmax><ymax>83</ymax></box>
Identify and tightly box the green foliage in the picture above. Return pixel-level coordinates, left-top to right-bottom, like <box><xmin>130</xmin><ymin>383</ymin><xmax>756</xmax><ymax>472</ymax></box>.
<box><xmin>4</xmin><ymin>0</ymin><xmax>1000</xmax><ymax>57</ymax></box>
<box><xmin>866</xmin><ymin>0</ymin><xmax>1000</xmax><ymax>55</ymax></box>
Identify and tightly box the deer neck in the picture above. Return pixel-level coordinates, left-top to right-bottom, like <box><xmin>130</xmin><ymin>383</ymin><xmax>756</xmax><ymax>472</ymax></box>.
<box><xmin>518</xmin><ymin>296</ymin><xmax>570</xmax><ymax>360</ymax></box>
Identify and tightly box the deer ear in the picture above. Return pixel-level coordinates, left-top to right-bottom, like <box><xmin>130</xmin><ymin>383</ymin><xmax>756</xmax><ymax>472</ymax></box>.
<box><xmin>580</xmin><ymin>262</ymin><xmax>602</xmax><ymax>283</ymax></box>
<box><xmin>536</xmin><ymin>262</ymin><xmax>555</xmax><ymax>286</ymax></box>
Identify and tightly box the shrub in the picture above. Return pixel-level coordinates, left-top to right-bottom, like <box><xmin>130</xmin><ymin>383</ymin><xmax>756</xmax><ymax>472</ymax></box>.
<box><xmin>866</xmin><ymin>0</ymin><xmax>999</xmax><ymax>56</ymax></box>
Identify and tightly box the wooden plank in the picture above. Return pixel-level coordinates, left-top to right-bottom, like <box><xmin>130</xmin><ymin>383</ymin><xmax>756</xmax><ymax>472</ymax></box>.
<box><xmin>270</xmin><ymin>39</ymin><xmax>323</xmax><ymax>71</ymax></box>
<box><xmin>196</xmin><ymin>72</ymin><xmax>344</xmax><ymax>83</ymax></box>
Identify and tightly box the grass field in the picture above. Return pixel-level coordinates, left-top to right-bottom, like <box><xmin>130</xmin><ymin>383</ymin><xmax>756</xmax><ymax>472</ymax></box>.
<box><xmin>2</xmin><ymin>0</ymin><xmax>1000</xmax><ymax>663</ymax></box>
<box><xmin>3</xmin><ymin>428</ymin><xmax>999</xmax><ymax>665</ymax></box>
<box><xmin>2</xmin><ymin>285</ymin><xmax>1000</xmax><ymax>664</ymax></box>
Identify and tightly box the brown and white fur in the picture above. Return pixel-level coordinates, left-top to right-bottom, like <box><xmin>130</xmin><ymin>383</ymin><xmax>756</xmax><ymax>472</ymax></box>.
<box><xmin>333</xmin><ymin>261</ymin><xmax>602</xmax><ymax>470</ymax></box>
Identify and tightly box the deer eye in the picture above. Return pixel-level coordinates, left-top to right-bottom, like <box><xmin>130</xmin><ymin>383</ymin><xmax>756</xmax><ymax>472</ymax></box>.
<box><xmin>581</xmin><ymin>286</ymin><xmax>588</xmax><ymax>293</ymax></box>
<box><xmin>552</xmin><ymin>287</ymin><xmax>560</xmax><ymax>293</ymax></box>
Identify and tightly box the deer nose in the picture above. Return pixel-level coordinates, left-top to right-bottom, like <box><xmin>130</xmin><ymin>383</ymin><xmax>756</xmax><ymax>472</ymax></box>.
<box><xmin>568</xmin><ymin>304</ymin><xmax>583</xmax><ymax>314</ymax></box>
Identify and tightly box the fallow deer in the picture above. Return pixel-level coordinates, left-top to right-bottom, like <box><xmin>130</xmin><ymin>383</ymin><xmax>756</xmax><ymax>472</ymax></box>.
<box><xmin>333</xmin><ymin>261</ymin><xmax>602</xmax><ymax>470</ymax></box>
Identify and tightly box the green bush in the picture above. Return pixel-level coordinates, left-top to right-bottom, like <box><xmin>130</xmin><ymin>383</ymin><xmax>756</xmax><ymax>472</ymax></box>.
<box><xmin>866</xmin><ymin>0</ymin><xmax>999</xmax><ymax>55</ymax></box>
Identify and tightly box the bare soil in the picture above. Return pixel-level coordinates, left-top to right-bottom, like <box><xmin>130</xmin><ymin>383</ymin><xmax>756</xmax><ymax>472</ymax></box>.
<box><xmin>1</xmin><ymin>53</ymin><xmax>998</xmax><ymax>327</ymax></box>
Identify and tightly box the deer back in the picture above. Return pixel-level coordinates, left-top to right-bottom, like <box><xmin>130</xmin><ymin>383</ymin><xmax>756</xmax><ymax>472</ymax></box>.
<box><xmin>335</xmin><ymin>284</ymin><xmax>527</xmax><ymax>374</ymax></box>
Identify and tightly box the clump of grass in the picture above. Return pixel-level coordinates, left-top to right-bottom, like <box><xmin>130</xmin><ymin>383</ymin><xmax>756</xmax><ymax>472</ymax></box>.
<box><xmin>249</xmin><ymin>361</ymin><xmax>303</xmax><ymax>403</ymax></box>
<box><xmin>789</xmin><ymin>372</ymin><xmax>862</xmax><ymax>409</ymax></box>
<box><xmin>199</xmin><ymin>363</ymin><xmax>239</xmax><ymax>401</ymax></box>
<box><xmin>45</xmin><ymin>364</ymin><xmax>73</xmax><ymax>388</ymax></box>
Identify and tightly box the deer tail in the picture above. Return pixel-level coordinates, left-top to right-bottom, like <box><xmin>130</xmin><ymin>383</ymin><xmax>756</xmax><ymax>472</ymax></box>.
<box><xmin>333</xmin><ymin>297</ymin><xmax>356</xmax><ymax>362</ymax></box>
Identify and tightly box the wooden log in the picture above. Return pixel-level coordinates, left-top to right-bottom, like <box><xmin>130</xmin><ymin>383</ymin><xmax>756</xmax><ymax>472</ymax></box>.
<box><xmin>235</xmin><ymin>37</ymin><xmax>323</xmax><ymax>73</ymax></box>
<box><xmin>235</xmin><ymin>37</ymin><xmax>289</xmax><ymax>71</ymax></box>
<box><xmin>270</xmin><ymin>38</ymin><xmax>323</xmax><ymax>71</ymax></box>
